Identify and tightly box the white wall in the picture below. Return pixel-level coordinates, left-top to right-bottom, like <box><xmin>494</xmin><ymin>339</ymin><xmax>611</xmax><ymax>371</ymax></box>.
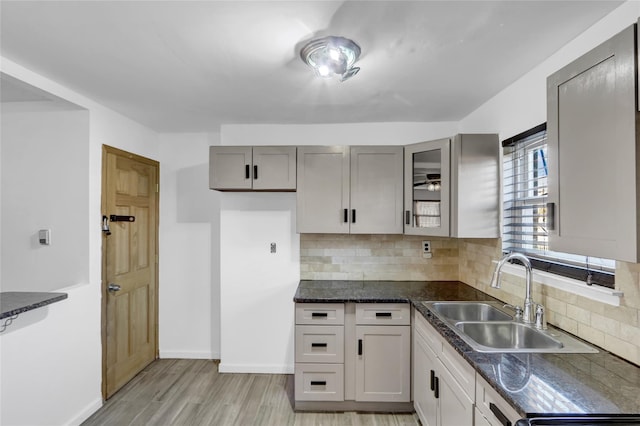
<box><xmin>0</xmin><ymin>58</ymin><xmax>160</xmax><ymax>425</ymax></box>
<box><xmin>222</xmin><ymin>121</ymin><xmax>459</xmax><ymax>146</ymax></box>
<box><xmin>459</xmin><ymin>0</ymin><xmax>640</xmax><ymax>139</ymax></box>
<box><xmin>157</xmin><ymin>132</ymin><xmax>221</xmax><ymax>359</ymax></box>
<box><xmin>0</xmin><ymin>284</ymin><xmax>102</xmax><ymax>426</ymax></box>
<box><xmin>1</xmin><ymin>106</ymin><xmax>89</xmax><ymax>292</ymax></box>
<box><xmin>219</xmin><ymin>193</ymin><xmax>299</xmax><ymax>373</ymax></box>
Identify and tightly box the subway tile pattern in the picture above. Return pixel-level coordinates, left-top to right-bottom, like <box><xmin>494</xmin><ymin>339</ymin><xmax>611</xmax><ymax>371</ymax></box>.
<box><xmin>459</xmin><ymin>238</ymin><xmax>640</xmax><ymax>366</ymax></box>
<box><xmin>300</xmin><ymin>234</ymin><xmax>459</xmax><ymax>281</ymax></box>
<box><xmin>300</xmin><ymin>234</ymin><xmax>640</xmax><ymax>365</ymax></box>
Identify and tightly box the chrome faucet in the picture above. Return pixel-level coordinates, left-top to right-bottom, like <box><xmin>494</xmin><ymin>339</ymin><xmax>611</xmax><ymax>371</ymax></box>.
<box><xmin>490</xmin><ymin>252</ymin><xmax>536</xmax><ymax>325</ymax></box>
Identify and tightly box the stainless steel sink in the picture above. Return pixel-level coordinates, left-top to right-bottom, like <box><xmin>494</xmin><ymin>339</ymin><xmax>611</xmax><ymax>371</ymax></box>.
<box><xmin>422</xmin><ymin>301</ymin><xmax>598</xmax><ymax>354</ymax></box>
<box><xmin>425</xmin><ymin>301</ymin><xmax>513</xmax><ymax>322</ymax></box>
<box><xmin>455</xmin><ymin>321</ymin><xmax>563</xmax><ymax>351</ymax></box>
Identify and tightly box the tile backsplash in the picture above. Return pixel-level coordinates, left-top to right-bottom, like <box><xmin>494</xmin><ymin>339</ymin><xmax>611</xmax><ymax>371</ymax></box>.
<box><xmin>300</xmin><ymin>234</ymin><xmax>459</xmax><ymax>281</ymax></box>
<box><xmin>300</xmin><ymin>234</ymin><xmax>640</xmax><ymax>365</ymax></box>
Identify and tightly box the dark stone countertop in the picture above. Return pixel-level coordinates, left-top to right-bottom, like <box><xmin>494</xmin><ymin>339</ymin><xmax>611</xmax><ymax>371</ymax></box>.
<box><xmin>294</xmin><ymin>280</ymin><xmax>640</xmax><ymax>418</ymax></box>
<box><xmin>0</xmin><ymin>291</ymin><xmax>68</xmax><ymax>320</ymax></box>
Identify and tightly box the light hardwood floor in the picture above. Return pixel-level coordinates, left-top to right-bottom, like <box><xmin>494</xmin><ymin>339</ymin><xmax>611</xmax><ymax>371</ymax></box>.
<box><xmin>82</xmin><ymin>359</ymin><xmax>420</xmax><ymax>426</ymax></box>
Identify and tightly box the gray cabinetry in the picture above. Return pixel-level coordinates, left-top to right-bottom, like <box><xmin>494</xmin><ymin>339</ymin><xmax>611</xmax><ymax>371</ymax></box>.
<box><xmin>294</xmin><ymin>302</ymin><xmax>412</xmax><ymax>411</ymax></box>
<box><xmin>209</xmin><ymin>146</ymin><xmax>296</xmax><ymax>191</ymax></box>
<box><xmin>404</xmin><ymin>134</ymin><xmax>499</xmax><ymax>238</ymax></box>
<box><xmin>547</xmin><ymin>23</ymin><xmax>639</xmax><ymax>262</ymax></box>
<box><xmin>294</xmin><ymin>303</ymin><xmax>345</xmax><ymax>402</ymax></box>
<box><xmin>354</xmin><ymin>304</ymin><xmax>411</xmax><ymax>402</ymax></box>
<box><xmin>297</xmin><ymin>146</ymin><xmax>403</xmax><ymax>234</ymax></box>
<box><xmin>413</xmin><ymin>309</ymin><xmax>474</xmax><ymax>426</ymax></box>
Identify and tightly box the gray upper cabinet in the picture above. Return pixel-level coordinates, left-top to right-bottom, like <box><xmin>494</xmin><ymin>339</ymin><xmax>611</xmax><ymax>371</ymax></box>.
<box><xmin>547</xmin><ymin>23</ymin><xmax>639</xmax><ymax>262</ymax></box>
<box><xmin>405</xmin><ymin>135</ymin><xmax>499</xmax><ymax>238</ymax></box>
<box><xmin>297</xmin><ymin>146</ymin><xmax>404</xmax><ymax>234</ymax></box>
<box><xmin>209</xmin><ymin>146</ymin><xmax>296</xmax><ymax>191</ymax></box>
<box><xmin>404</xmin><ymin>138</ymin><xmax>451</xmax><ymax>237</ymax></box>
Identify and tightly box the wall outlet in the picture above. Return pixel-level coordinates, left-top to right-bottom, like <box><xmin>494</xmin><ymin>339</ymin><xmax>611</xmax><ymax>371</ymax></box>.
<box><xmin>422</xmin><ymin>240</ymin><xmax>432</xmax><ymax>259</ymax></box>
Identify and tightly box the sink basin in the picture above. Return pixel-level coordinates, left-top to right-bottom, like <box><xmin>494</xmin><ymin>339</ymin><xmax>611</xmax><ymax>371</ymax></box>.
<box><xmin>423</xmin><ymin>301</ymin><xmax>513</xmax><ymax>322</ymax></box>
<box><xmin>422</xmin><ymin>300</ymin><xmax>598</xmax><ymax>353</ymax></box>
<box><xmin>455</xmin><ymin>321</ymin><xmax>564</xmax><ymax>351</ymax></box>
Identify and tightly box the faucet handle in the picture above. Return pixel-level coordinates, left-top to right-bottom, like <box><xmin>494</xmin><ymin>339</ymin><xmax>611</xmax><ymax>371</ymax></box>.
<box><xmin>535</xmin><ymin>304</ymin><xmax>547</xmax><ymax>330</ymax></box>
<box><xmin>503</xmin><ymin>304</ymin><xmax>523</xmax><ymax>320</ymax></box>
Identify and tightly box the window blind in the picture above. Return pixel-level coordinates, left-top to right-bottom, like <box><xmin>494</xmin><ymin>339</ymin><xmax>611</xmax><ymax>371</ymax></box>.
<box><xmin>502</xmin><ymin>124</ymin><xmax>615</xmax><ymax>289</ymax></box>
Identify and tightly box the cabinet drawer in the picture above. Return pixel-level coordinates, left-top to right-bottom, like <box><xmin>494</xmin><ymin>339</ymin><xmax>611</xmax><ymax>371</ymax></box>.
<box><xmin>296</xmin><ymin>303</ymin><xmax>344</xmax><ymax>325</ymax></box>
<box><xmin>355</xmin><ymin>303</ymin><xmax>410</xmax><ymax>325</ymax></box>
<box><xmin>294</xmin><ymin>363</ymin><xmax>344</xmax><ymax>401</ymax></box>
<box><xmin>295</xmin><ymin>325</ymin><xmax>344</xmax><ymax>363</ymax></box>
<box><xmin>475</xmin><ymin>373</ymin><xmax>521</xmax><ymax>426</ymax></box>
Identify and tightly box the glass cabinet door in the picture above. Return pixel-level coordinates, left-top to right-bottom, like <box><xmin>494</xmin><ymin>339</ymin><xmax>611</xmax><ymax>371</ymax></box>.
<box><xmin>404</xmin><ymin>138</ymin><xmax>450</xmax><ymax>236</ymax></box>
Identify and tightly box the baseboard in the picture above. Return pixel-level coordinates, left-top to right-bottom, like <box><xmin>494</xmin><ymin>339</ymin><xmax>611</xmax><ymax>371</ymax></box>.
<box><xmin>159</xmin><ymin>350</ymin><xmax>218</xmax><ymax>359</ymax></box>
<box><xmin>67</xmin><ymin>397</ymin><xmax>103</xmax><ymax>426</ymax></box>
<box><xmin>218</xmin><ymin>363</ymin><xmax>294</xmax><ymax>374</ymax></box>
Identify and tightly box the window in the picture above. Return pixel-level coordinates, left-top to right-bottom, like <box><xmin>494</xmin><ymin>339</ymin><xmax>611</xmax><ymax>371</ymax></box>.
<box><xmin>502</xmin><ymin>123</ymin><xmax>615</xmax><ymax>289</ymax></box>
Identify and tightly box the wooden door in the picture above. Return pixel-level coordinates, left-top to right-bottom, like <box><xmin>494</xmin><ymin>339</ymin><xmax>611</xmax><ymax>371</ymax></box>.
<box><xmin>350</xmin><ymin>146</ymin><xmax>404</xmax><ymax>234</ymax></box>
<box><xmin>296</xmin><ymin>146</ymin><xmax>350</xmax><ymax>233</ymax></box>
<box><xmin>102</xmin><ymin>146</ymin><xmax>159</xmax><ymax>398</ymax></box>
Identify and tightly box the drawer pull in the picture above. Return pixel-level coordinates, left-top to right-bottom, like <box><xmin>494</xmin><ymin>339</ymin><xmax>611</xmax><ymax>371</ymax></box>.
<box><xmin>358</xmin><ymin>339</ymin><xmax>363</xmax><ymax>356</ymax></box>
<box><xmin>351</xmin><ymin>209</ymin><xmax>356</xmax><ymax>223</ymax></box>
<box><xmin>311</xmin><ymin>312</ymin><xmax>328</xmax><ymax>318</ymax></box>
<box><xmin>310</xmin><ymin>380</ymin><xmax>326</xmax><ymax>386</ymax></box>
<box><xmin>406</xmin><ymin>210</ymin><xmax>411</xmax><ymax>225</ymax></box>
<box><xmin>434</xmin><ymin>376</ymin><xmax>439</xmax><ymax>399</ymax></box>
<box><xmin>245</xmin><ymin>164</ymin><xmax>250</xmax><ymax>179</ymax></box>
<box><xmin>344</xmin><ymin>208</ymin><xmax>348</xmax><ymax>223</ymax></box>
<box><xmin>489</xmin><ymin>403</ymin><xmax>512</xmax><ymax>426</ymax></box>
<box><xmin>253</xmin><ymin>165</ymin><xmax>258</xmax><ymax>180</ymax></box>
<box><xmin>430</xmin><ymin>370</ymin><xmax>435</xmax><ymax>391</ymax></box>
<box><xmin>376</xmin><ymin>312</ymin><xmax>392</xmax><ymax>317</ymax></box>
<box><xmin>311</xmin><ymin>343</ymin><xmax>328</xmax><ymax>348</ymax></box>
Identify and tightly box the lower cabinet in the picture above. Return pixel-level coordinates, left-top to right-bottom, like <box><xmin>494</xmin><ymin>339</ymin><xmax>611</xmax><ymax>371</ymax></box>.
<box><xmin>475</xmin><ymin>373</ymin><xmax>521</xmax><ymax>426</ymax></box>
<box><xmin>355</xmin><ymin>324</ymin><xmax>411</xmax><ymax>402</ymax></box>
<box><xmin>294</xmin><ymin>302</ymin><xmax>412</xmax><ymax>410</ymax></box>
<box><xmin>413</xmin><ymin>309</ymin><xmax>474</xmax><ymax>426</ymax></box>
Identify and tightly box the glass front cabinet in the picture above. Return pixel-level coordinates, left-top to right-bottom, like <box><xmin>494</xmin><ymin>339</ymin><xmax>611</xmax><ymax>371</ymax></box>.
<box><xmin>404</xmin><ymin>138</ymin><xmax>451</xmax><ymax>237</ymax></box>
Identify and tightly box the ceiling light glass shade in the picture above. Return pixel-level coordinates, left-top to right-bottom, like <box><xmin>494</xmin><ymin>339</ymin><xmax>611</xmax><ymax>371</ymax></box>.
<box><xmin>300</xmin><ymin>36</ymin><xmax>361</xmax><ymax>82</ymax></box>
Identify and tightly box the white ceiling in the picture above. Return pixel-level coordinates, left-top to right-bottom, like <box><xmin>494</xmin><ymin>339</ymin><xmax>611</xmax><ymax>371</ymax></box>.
<box><xmin>0</xmin><ymin>1</ymin><xmax>622</xmax><ymax>133</ymax></box>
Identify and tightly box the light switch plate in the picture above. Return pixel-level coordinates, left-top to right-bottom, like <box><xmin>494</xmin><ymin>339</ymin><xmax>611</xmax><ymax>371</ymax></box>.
<box><xmin>39</xmin><ymin>229</ymin><xmax>51</xmax><ymax>245</ymax></box>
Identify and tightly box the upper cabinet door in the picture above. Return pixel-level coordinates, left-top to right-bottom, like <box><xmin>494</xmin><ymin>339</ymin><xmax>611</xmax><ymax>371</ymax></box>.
<box><xmin>252</xmin><ymin>146</ymin><xmax>296</xmax><ymax>190</ymax></box>
<box><xmin>404</xmin><ymin>138</ymin><xmax>451</xmax><ymax>237</ymax></box>
<box><xmin>209</xmin><ymin>146</ymin><xmax>253</xmax><ymax>190</ymax></box>
<box><xmin>547</xmin><ymin>24</ymin><xmax>638</xmax><ymax>262</ymax></box>
<box><xmin>297</xmin><ymin>146</ymin><xmax>350</xmax><ymax>234</ymax></box>
<box><xmin>350</xmin><ymin>146</ymin><xmax>404</xmax><ymax>234</ymax></box>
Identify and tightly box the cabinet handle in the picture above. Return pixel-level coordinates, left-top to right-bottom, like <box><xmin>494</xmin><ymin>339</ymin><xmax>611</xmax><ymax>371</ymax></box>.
<box><xmin>254</xmin><ymin>165</ymin><xmax>258</xmax><ymax>180</ymax></box>
<box><xmin>245</xmin><ymin>164</ymin><xmax>250</xmax><ymax>179</ymax></box>
<box><xmin>489</xmin><ymin>403</ymin><xmax>512</xmax><ymax>426</ymax></box>
<box><xmin>546</xmin><ymin>202</ymin><xmax>555</xmax><ymax>231</ymax></box>
<box><xmin>310</xmin><ymin>381</ymin><xmax>326</xmax><ymax>386</ymax></box>
<box><xmin>430</xmin><ymin>370</ymin><xmax>435</xmax><ymax>391</ymax></box>
<box><xmin>376</xmin><ymin>312</ymin><xmax>392</xmax><ymax>317</ymax></box>
<box><xmin>405</xmin><ymin>210</ymin><xmax>411</xmax><ymax>225</ymax></box>
<box><xmin>351</xmin><ymin>209</ymin><xmax>356</xmax><ymax>223</ymax></box>
<box><xmin>434</xmin><ymin>376</ymin><xmax>439</xmax><ymax>399</ymax></box>
<box><xmin>344</xmin><ymin>209</ymin><xmax>348</xmax><ymax>223</ymax></box>
<box><xmin>311</xmin><ymin>343</ymin><xmax>328</xmax><ymax>348</ymax></box>
<box><xmin>311</xmin><ymin>312</ymin><xmax>328</xmax><ymax>318</ymax></box>
<box><xmin>358</xmin><ymin>339</ymin><xmax>363</xmax><ymax>356</ymax></box>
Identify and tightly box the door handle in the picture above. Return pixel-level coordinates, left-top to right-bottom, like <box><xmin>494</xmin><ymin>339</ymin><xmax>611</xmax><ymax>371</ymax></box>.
<box><xmin>108</xmin><ymin>283</ymin><xmax>121</xmax><ymax>293</ymax></box>
<box><xmin>254</xmin><ymin>165</ymin><xmax>258</xmax><ymax>180</ymax></box>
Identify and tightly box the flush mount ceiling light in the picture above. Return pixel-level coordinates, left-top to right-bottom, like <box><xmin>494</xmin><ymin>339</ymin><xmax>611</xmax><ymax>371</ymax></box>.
<box><xmin>300</xmin><ymin>36</ymin><xmax>361</xmax><ymax>82</ymax></box>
